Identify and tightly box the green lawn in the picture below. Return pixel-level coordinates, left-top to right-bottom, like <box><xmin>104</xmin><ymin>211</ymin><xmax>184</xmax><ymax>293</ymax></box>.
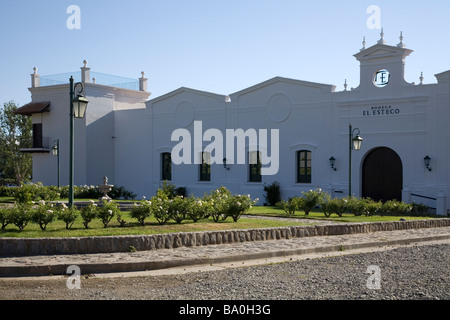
<box><xmin>0</xmin><ymin>210</ymin><xmax>315</xmax><ymax>238</ymax></box>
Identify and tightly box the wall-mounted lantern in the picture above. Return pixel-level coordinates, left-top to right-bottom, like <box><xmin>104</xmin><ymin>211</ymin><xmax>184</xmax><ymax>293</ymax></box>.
<box><xmin>329</xmin><ymin>157</ymin><xmax>337</xmax><ymax>171</ymax></box>
<box><xmin>424</xmin><ymin>156</ymin><xmax>432</xmax><ymax>172</ymax></box>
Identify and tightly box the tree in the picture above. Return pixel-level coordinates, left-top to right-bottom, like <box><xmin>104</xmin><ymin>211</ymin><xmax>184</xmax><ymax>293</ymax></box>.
<box><xmin>0</xmin><ymin>101</ymin><xmax>32</xmax><ymax>184</ymax></box>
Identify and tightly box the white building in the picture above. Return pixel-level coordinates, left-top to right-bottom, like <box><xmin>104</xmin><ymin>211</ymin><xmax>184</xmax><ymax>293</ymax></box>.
<box><xmin>16</xmin><ymin>34</ymin><xmax>450</xmax><ymax>215</ymax></box>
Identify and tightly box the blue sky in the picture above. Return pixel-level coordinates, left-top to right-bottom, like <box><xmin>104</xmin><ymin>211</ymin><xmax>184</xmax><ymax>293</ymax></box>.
<box><xmin>1</xmin><ymin>0</ymin><xmax>449</xmax><ymax>106</ymax></box>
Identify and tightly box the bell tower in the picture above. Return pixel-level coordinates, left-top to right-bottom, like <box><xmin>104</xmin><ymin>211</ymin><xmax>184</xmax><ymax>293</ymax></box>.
<box><xmin>353</xmin><ymin>30</ymin><xmax>414</xmax><ymax>99</ymax></box>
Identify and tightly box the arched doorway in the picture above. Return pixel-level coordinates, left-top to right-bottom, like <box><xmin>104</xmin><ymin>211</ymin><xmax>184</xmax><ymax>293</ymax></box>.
<box><xmin>362</xmin><ymin>147</ymin><xmax>402</xmax><ymax>202</ymax></box>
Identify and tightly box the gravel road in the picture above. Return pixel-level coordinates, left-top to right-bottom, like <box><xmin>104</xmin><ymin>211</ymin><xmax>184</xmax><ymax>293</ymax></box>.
<box><xmin>1</xmin><ymin>242</ymin><xmax>448</xmax><ymax>301</ymax></box>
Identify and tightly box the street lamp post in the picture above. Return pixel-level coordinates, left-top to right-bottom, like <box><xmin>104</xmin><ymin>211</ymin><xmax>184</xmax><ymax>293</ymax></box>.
<box><xmin>68</xmin><ymin>76</ymin><xmax>89</xmax><ymax>208</ymax></box>
<box><xmin>52</xmin><ymin>139</ymin><xmax>60</xmax><ymax>188</ymax></box>
<box><xmin>349</xmin><ymin>124</ymin><xmax>363</xmax><ymax>197</ymax></box>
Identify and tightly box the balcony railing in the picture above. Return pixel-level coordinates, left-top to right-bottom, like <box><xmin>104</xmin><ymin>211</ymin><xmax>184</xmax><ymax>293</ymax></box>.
<box><xmin>39</xmin><ymin>71</ymin><xmax>139</xmax><ymax>91</ymax></box>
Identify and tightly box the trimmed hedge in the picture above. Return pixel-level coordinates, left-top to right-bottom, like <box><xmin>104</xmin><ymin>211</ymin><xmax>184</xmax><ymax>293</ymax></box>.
<box><xmin>276</xmin><ymin>189</ymin><xmax>429</xmax><ymax>217</ymax></box>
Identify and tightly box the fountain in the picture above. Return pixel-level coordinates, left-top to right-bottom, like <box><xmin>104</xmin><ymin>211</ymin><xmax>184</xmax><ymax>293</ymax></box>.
<box><xmin>98</xmin><ymin>176</ymin><xmax>114</xmax><ymax>202</ymax></box>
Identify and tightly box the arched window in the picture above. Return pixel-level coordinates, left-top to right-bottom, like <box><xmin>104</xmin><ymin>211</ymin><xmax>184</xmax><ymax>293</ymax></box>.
<box><xmin>297</xmin><ymin>150</ymin><xmax>311</xmax><ymax>183</ymax></box>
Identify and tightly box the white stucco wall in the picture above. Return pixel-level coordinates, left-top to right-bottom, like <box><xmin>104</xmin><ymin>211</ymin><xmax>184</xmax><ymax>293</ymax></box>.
<box><xmin>25</xmin><ymin>40</ymin><xmax>450</xmax><ymax>214</ymax></box>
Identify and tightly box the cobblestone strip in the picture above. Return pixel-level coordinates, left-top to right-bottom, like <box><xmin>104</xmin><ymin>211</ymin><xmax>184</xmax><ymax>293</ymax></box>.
<box><xmin>1</xmin><ymin>218</ymin><xmax>449</xmax><ymax>257</ymax></box>
<box><xmin>1</xmin><ymin>226</ymin><xmax>449</xmax><ymax>277</ymax></box>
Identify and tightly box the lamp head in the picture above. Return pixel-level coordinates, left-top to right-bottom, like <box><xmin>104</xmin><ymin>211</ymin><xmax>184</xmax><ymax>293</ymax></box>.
<box><xmin>352</xmin><ymin>135</ymin><xmax>363</xmax><ymax>151</ymax></box>
<box><xmin>329</xmin><ymin>157</ymin><xmax>337</xmax><ymax>171</ymax></box>
<box><xmin>52</xmin><ymin>143</ymin><xmax>58</xmax><ymax>156</ymax></box>
<box><xmin>424</xmin><ymin>156</ymin><xmax>432</xmax><ymax>171</ymax></box>
<box><xmin>72</xmin><ymin>95</ymin><xmax>89</xmax><ymax>118</ymax></box>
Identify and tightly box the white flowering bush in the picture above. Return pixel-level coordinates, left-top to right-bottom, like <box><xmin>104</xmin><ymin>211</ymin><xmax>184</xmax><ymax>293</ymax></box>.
<box><xmin>9</xmin><ymin>203</ymin><xmax>33</xmax><ymax>231</ymax></box>
<box><xmin>97</xmin><ymin>200</ymin><xmax>120</xmax><ymax>228</ymax></box>
<box><xmin>204</xmin><ymin>187</ymin><xmax>258</xmax><ymax>222</ymax></box>
<box><xmin>381</xmin><ymin>199</ymin><xmax>412</xmax><ymax>215</ymax></box>
<box><xmin>80</xmin><ymin>200</ymin><xmax>98</xmax><ymax>229</ymax></box>
<box><xmin>322</xmin><ymin>197</ymin><xmax>348</xmax><ymax>217</ymax></box>
<box><xmin>298</xmin><ymin>188</ymin><xmax>328</xmax><ymax>215</ymax></box>
<box><xmin>1</xmin><ymin>186</ymin><xmax>260</xmax><ymax>231</ymax></box>
<box><xmin>207</xmin><ymin>187</ymin><xmax>232</xmax><ymax>222</ymax></box>
<box><xmin>188</xmin><ymin>197</ymin><xmax>212</xmax><ymax>222</ymax></box>
<box><xmin>0</xmin><ymin>207</ymin><xmax>11</xmax><ymax>230</ymax></box>
<box><xmin>31</xmin><ymin>200</ymin><xmax>57</xmax><ymax>230</ymax></box>
<box><xmin>168</xmin><ymin>196</ymin><xmax>189</xmax><ymax>224</ymax></box>
<box><xmin>56</xmin><ymin>203</ymin><xmax>79</xmax><ymax>229</ymax></box>
<box><xmin>363</xmin><ymin>198</ymin><xmax>383</xmax><ymax>216</ymax></box>
<box><xmin>150</xmin><ymin>189</ymin><xmax>171</xmax><ymax>225</ymax></box>
<box><xmin>13</xmin><ymin>182</ymin><xmax>60</xmax><ymax>203</ymax></box>
<box><xmin>346</xmin><ymin>196</ymin><xmax>365</xmax><ymax>216</ymax></box>
<box><xmin>226</xmin><ymin>194</ymin><xmax>258</xmax><ymax>222</ymax></box>
<box><xmin>276</xmin><ymin>198</ymin><xmax>298</xmax><ymax>215</ymax></box>
<box><xmin>130</xmin><ymin>199</ymin><xmax>152</xmax><ymax>226</ymax></box>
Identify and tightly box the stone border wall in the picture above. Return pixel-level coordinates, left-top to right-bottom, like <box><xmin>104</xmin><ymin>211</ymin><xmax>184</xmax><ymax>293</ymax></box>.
<box><xmin>1</xmin><ymin>219</ymin><xmax>449</xmax><ymax>257</ymax></box>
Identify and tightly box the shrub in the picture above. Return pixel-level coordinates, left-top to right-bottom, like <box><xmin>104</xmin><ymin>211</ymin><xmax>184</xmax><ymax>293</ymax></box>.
<box><xmin>56</xmin><ymin>203</ymin><xmax>79</xmax><ymax>229</ymax></box>
<box><xmin>0</xmin><ymin>186</ymin><xmax>16</xmax><ymax>197</ymax></box>
<box><xmin>58</xmin><ymin>185</ymin><xmax>136</xmax><ymax>200</ymax></box>
<box><xmin>12</xmin><ymin>187</ymin><xmax>32</xmax><ymax>203</ymax></box>
<box><xmin>175</xmin><ymin>186</ymin><xmax>187</xmax><ymax>198</ymax></box>
<box><xmin>97</xmin><ymin>200</ymin><xmax>120</xmax><ymax>228</ymax></box>
<box><xmin>0</xmin><ymin>207</ymin><xmax>12</xmax><ymax>229</ymax></box>
<box><xmin>75</xmin><ymin>185</ymin><xmax>101</xmax><ymax>199</ymax></box>
<box><xmin>322</xmin><ymin>197</ymin><xmax>348</xmax><ymax>217</ymax></box>
<box><xmin>158</xmin><ymin>180</ymin><xmax>181</xmax><ymax>199</ymax></box>
<box><xmin>168</xmin><ymin>196</ymin><xmax>189</xmax><ymax>224</ymax></box>
<box><xmin>151</xmin><ymin>189</ymin><xmax>171</xmax><ymax>225</ymax></box>
<box><xmin>109</xmin><ymin>186</ymin><xmax>137</xmax><ymax>200</ymax></box>
<box><xmin>299</xmin><ymin>188</ymin><xmax>327</xmax><ymax>215</ymax></box>
<box><xmin>208</xmin><ymin>187</ymin><xmax>231</xmax><ymax>222</ymax></box>
<box><xmin>31</xmin><ymin>200</ymin><xmax>57</xmax><ymax>230</ymax></box>
<box><xmin>10</xmin><ymin>203</ymin><xmax>32</xmax><ymax>231</ymax></box>
<box><xmin>188</xmin><ymin>197</ymin><xmax>211</xmax><ymax>222</ymax></box>
<box><xmin>80</xmin><ymin>200</ymin><xmax>98</xmax><ymax>229</ymax></box>
<box><xmin>411</xmin><ymin>202</ymin><xmax>429</xmax><ymax>215</ymax></box>
<box><xmin>130</xmin><ymin>200</ymin><xmax>152</xmax><ymax>226</ymax></box>
<box><xmin>381</xmin><ymin>200</ymin><xmax>412</xmax><ymax>215</ymax></box>
<box><xmin>276</xmin><ymin>198</ymin><xmax>298</xmax><ymax>215</ymax></box>
<box><xmin>13</xmin><ymin>183</ymin><xmax>60</xmax><ymax>203</ymax></box>
<box><xmin>206</xmin><ymin>187</ymin><xmax>258</xmax><ymax>223</ymax></box>
<box><xmin>226</xmin><ymin>194</ymin><xmax>257</xmax><ymax>222</ymax></box>
<box><xmin>346</xmin><ymin>196</ymin><xmax>365</xmax><ymax>216</ymax></box>
<box><xmin>116</xmin><ymin>210</ymin><xmax>127</xmax><ymax>227</ymax></box>
<box><xmin>263</xmin><ymin>181</ymin><xmax>281</xmax><ymax>206</ymax></box>
<box><xmin>363</xmin><ymin>198</ymin><xmax>383</xmax><ymax>216</ymax></box>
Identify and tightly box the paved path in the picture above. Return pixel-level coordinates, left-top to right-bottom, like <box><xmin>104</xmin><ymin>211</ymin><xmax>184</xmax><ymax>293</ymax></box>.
<box><xmin>1</xmin><ymin>222</ymin><xmax>449</xmax><ymax>278</ymax></box>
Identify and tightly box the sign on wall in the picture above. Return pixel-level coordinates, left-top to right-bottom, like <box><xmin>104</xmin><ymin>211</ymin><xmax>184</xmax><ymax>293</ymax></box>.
<box><xmin>373</xmin><ymin>69</ymin><xmax>390</xmax><ymax>87</ymax></box>
<box><xmin>362</xmin><ymin>105</ymin><xmax>400</xmax><ymax>116</ymax></box>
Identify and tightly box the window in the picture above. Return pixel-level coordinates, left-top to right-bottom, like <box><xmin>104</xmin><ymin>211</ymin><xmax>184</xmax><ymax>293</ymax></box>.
<box><xmin>248</xmin><ymin>151</ymin><xmax>262</xmax><ymax>182</ymax></box>
<box><xmin>297</xmin><ymin>150</ymin><xmax>311</xmax><ymax>183</ymax></box>
<box><xmin>161</xmin><ymin>152</ymin><xmax>172</xmax><ymax>181</ymax></box>
<box><xmin>32</xmin><ymin>123</ymin><xmax>43</xmax><ymax>148</ymax></box>
<box><xmin>199</xmin><ymin>152</ymin><xmax>211</xmax><ymax>181</ymax></box>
